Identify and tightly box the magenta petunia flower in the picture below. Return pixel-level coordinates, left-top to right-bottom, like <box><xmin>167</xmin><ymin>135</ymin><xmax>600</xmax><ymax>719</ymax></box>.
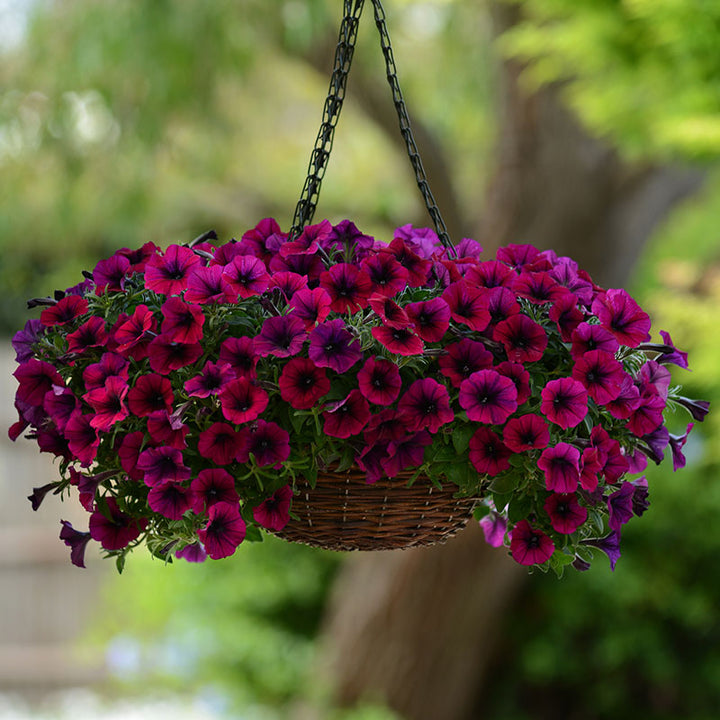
<box><xmin>579</xmin><ymin>448</ymin><xmax>602</xmax><ymax>492</ymax></box>
<box><xmin>484</xmin><ymin>286</ymin><xmax>521</xmax><ymax>329</ymax></box>
<box><xmin>544</xmin><ymin>493</ymin><xmax>588</xmax><ymax>534</ymax></box>
<box><xmin>127</xmin><ymin>373</ymin><xmax>174</xmax><ymax>417</ymax></box>
<box><xmin>253</xmin><ymin>485</ymin><xmax>293</xmax><ymax>531</ymax></box>
<box><xmin>14</xmin><ymin>359</ymin><xmax>64</xmax><ymax>406</ymax></box>
<box><xmin>184</xmin><ymin>360</ymin><xmax>234</xmax><ymax>397</ymax></box>
<box><xmin>538</xmin><ymin>443</ymin><xmax>581</xmax><ymax>493</ymax></box>
<box><xmin>386</xmin><ymin>237</ymin><xmax>432</xmax><ymax>287</ymax></box>
<box><xmin>583</xmin><ymin>531</ymin><xmax>622</xmax><ymax>571</ymax></box>
<box><xmin>368</xmin><ymin>296</ymin><xmax>410</xmax><ymax>329</ymax></box>
<box><xmin>218</xmin><ymin>336</ymin><xmax>258</xmax><ymax>379</ymax></box>
<box><xmin>572</xmin><ymin>350</ymin><xmax>627</xmax><ymax>405</ymax></box>
<box><xmin>59</xmin><ymin>520</ymin><xmax>92</xmax><ymax>568</ymax></box>
<box><xmin>270</xmin><ymin>248</ymin><xmax>325</xmax><ymax>283</ymax></box>
<box><xmin>540</xmin><ymin>377</ymin><xmax>588</xmax><ymax>429</ymax></box>
<box><xmin>43</xmin><ymin>387</ymin><xmax>79</xmax><ymax>432</ymax></box>
<box><xmin>656</xmin><ymin>330</ymin><xmax>689</xmax><ymax>369</ymax></box>
<box><xmin>548</xmin><ymin>289</ymin><xmax>584</xmax><ymax>342</ymax></box>
<box><xmin>222</xmin><ymin>254</ymin><xmax>271</xmax><ymax>298</ymax></box>
<box><xmin>190</xmin><ymin>468</ymin><xmax>239</xmax><ymax>514</ymax></box>
<box><xmin>669</xmin><ymin>422</ymin><xmax>693</xmax><ymax>471</ymax></box>
<box><xmin>185</xmin><ymin>265</ymin><xmax>234</xmax><ymax>305</ymax></box>
<box><xmin>160</xmin><ymin>296</ymin><xmax>205</xmax><ymax>344</ymax></box>
<box><xmin>494</xmin><ymin>313</ymin><xmax>547</xmax><ymax>364</ymax></box>
<box><xmin>40</xmin><ymin>295</ymin><xmax>88</xmax><ymax>327</ymax></box>
<box><xmin>145</xmin><ymin>245</ymin><xmax>201</xmax><ymax>295</ymax></box>
<box><xmin>147</xmin><ymin>334</ymin><xmax>203</xmax><ymax>374</ymax></box>
<box><xmin>278</xmin><ymin>357</ymin><xmax>330</xmax><ymax>410</ymax></box>
<box><xmin>309</xmin><ymin>319</ymin><xmax>362</xmax><ymax>373</ymax></box>
<box><xmin>93</xmin><ymin>253</ymin><xmax>131</xmax><ymax>294</ymax></box>
<box><xmin>469</xmin><ymin>427</ymin><xmax>512</xmax><ymax>476</ymax></box>
<box><xmin>237</xmin><ymin>217</ymin><xmax>285</xmax><ymax>262</ymax></box>
<box><xmin>397</xmin><ymin>379</ymin><xmax>454</xmax><ymax>433</ymax></box>
<box><xmin>357</xmin><ymin>357</ymin><xmax>402</xmax><ymax>406</ymax></box>
<box><xmin>83</xmin><ymin>352</ymin><xmax>129</xmax><ymax>391</ymax></box>
<box><xmin>510</xmin><ymin>519</ymin><xmax>555</xmax><ymax>566</ymax></box>
<box><xmin>607</xmin><ymin>482</ymin><xmax>635</xmax><ymax>532</ymax></box>
<box><xmin>118</xmin><ymin>430</ymin><xmax>146</xmax><ymax>480</ymax></box>
<box><xmin>441</xmin><ymin>281</ymin><xmax>491</xmax><ymax>331</ymax></box>
<box><xmin>269</xmin><ymin>271</ymin><xmax>308</xmax><ymax>300</ymax></box>
<box><xmin>637</xmin><ymin>360</ymin><xmax>671</xmax><ymax>400</ymax></box>
<box><xmin>626</xmin><ymin>389</ymin><xmax>665</xmax><ymax>437</ymax></box>
<box><xmin>371</xmin><ymin>325</ymin><xmax>424</xmax><ymax>356</ymax></box>
<box><xmin>148</xmin><ymin>481</ymin><xmax>192</xmax><ymax>520</ymax></box>
<box><xmin>198</xmin><ymin>422</ymin><xmax>243</xmax><ymax>465</ymax></box>
<box><xmin>63</xmin><ymin>410</ymin><xmax>100</xmax><ymax>466</ymax></box>
<box><xmin>236</xmin><ymin>420</ymin><xmax>290</xmax><ymax>467</ymax></box>
<box><xmin>363</xmin><ymin>408</ymin><xmax>407</xmax><ymax>446</ymax></box>
<box><xmin>254</xmin><ymin>314</ymin><xmax>307</xmax><ymax>358</ymax></box>
<box><xmin>83</xmin><ymin>376</ymin><xmax>129</xmax><ymax>431</ymax></box>
<box><xmin>113</xmin><ymin>304</ymin><xmax>156</xmax><ymax>356</ymax></box>
<box><xmin>323</xmin><ymin>390</ymin><xmax>371</xmax><ymax>438</ymax></box>
<box><xmin>288</xmin><ymin>287</ymin><xmax>332</xmax><ymax>329</ymax></box>
<box><xmin>137</xmin><ymin>446</ymin><xmax>191</xmax><ymax>487</ymax></box>
<box><xmin>605</xmin><ymin>376</ymin><xmax>642</xmax><ymax>420</ymax></box>
<box><xmin>197</xmin><ymin>501</ymin><xmax>246</xmax><ymax>560</ymax></box>
<box><xmin>12</xmin><ymin>318</ymin><xmax>43</xmax><ymax>363</ymax></box>
<box><xmin>438</xmin><ymin>339</ymin><xmax>494</xmax><ymax>388</ymax></box>
<box><xmin>459</xmin><ymin>369</ymin><xmax>518</xmax><ymax>425</ymax></box>
<box><xmin>67</xmin><ymin>316</ymin><xmax>108</xmax><ymax>353</ymax></box>
<box><xmin>592</xmin><ymin>288</ymin><xmax>651</xmax><ymax>347</ymax></box>
<box><xmin>495</xmin><ymin>361</ymin><xmax>532</xmax><ymax>405</ymax></box>
<box><xmin>512</xmin><ymin>271</ymin><xmax>564</xmax><ymax>304</ymax></box>
<box><xmin>465</xmin><ymin>260</ymin><xmax>514</xmax><ymax>289</ymax></box>
<box><xmin>502</xmin><ymin>414</ymin><xmax>549</xmax><ymax>453</ymax></box>
<box><xmin>319</xmin><ymin>263</ymin><xmax>373</xmax><ymax>314</ymax></box>
<box><xmin>570</xmin><ymin>322</ymin><xmax>619</xmax><ymax>360</ymax></box>
<box><xmin>360</xmin><ymin>252</ymin><xmax>409</xmax><ymax>298</ymax></box>
<box><xmin>405</xmin><ymin>298</ymin><xmax>451</xmax><ymax>343</ymax></box>
<box><xmin>89</xmin><ymin>497</ymin><xmax>147</xmax><ymax>551</ymax></box>
<box><xmin>219</xmin><ymin>377</ymin><xmax>268</xmax><ymax>425</ymax></box>
<box><xmin>479</xmin><ymin>512</ymin><xmax>508</xmax><ymax>548</ymax></box>
<box><xmin>147</xmin><ymin>410</ymin><xmax>189</xmax><ymax>449</ymax></box>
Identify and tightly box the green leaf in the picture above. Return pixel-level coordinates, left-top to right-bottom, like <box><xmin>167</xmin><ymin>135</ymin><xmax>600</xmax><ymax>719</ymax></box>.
<box><xmin>489</xmin><ymin>472</ymin><xmax>520</xmax><ymax>495</ymax></box>
<box><xmin>244</xmin><ymin>525</ymin><xmax>264</xmax><ymax>543</ymax></box>
<box><xmin>451</xmin><ymin>425</ymin><xmax>475</xmax><ymax>454</ymax></box>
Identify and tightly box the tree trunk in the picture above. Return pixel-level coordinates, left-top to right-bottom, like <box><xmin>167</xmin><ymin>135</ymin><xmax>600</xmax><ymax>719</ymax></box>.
<box><xmin>311</xmin><ymin>4</ymin><xmax>703</xmax><ymax>720</ymax></box>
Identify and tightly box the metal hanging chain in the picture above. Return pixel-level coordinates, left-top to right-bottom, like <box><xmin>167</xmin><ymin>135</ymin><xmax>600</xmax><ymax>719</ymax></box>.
<box><xmin>290</xmin><ymin>0</ymin><xmax>365</xmax><ymax>238</ymax></box>
<box><xmin>370</xmin><ymin>0</ymin><xmax>453</xmax><ymax>253</ymax></box>
<box><xmin>291</xmin><ymin>0</ymin><xmax>454</xmax><ymax>254</ymax></box>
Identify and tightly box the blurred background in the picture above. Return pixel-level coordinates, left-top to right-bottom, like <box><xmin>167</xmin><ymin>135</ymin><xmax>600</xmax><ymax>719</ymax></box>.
<box><xmin>1</xmin><ymin>0</ymin><xmax>719</xmax><ymax>718</ymax></box>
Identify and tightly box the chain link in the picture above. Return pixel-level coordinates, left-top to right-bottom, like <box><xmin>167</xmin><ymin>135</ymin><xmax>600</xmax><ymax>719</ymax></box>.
<box><xmin>290</xmin><ymin>0</ymin><xmax>454</xmax><ymax>255</ymax></box>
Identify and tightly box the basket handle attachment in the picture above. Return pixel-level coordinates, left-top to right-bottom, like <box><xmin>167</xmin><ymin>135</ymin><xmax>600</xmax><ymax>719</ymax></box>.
<box><xmin>289</xmin><ymin>0</ymin><xmax>454</xmax><ymax>255</ymax></box>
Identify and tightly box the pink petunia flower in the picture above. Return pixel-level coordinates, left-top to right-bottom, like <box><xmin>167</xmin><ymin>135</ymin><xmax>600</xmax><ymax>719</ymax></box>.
<box><xmin>357</xmin><ymin>357</ymin><xmax>402</xmax><ymax>406</ymax></box>
<box><xmin>253</xmin><ymin>485</ymin><xmax>293</xmax><ymax>531</ymax></box>
<box><xmin>459</xmin><ymin>369</ymin><xmax>518</xmax><ymax>425</ymax></box>
<box><xmin>190</xmin><ymin>468</ymin><xmax>239</xmax><ymax>514</ymax></box>
<box><xmin>397</xmin><ymin>378</ymin><xmax>454</xmax><ymax>434</ymax></box>
<box><xmin>89</xmin><ymin>497</ymin><xmax>147</xmax><ymax>551</ymax></box>
<box><xmin>538</xmin><ymin>443</ymin><xmax>581</xmax><ymax>493</ymax></box>
<box><xmin>540</xmin><ymin>377</ymin><xmax>588</xmax><ymax>429</ymax></box>
<box><xmin>510</xmin><ymin>520</ymin><xmax>555</xmax><ymax>566</ymax></box>
<box><xmin>144</xmin><ymin>245</ymin><xmax>201</xmax><ymax>295</ymax></box>
<box><xmin>323</xmin><ymin>390</ymin><xmax>371</xmax><ymax>439</ymax></box>
<box><xmin>197</xmin><ymin>502</ymin><xmax>246</xmax><ymax>560</ymax></box>
<box><xmin>219</xmin><ymin>377</ymin><xmax>269</xmax><ymax>425</ymax></box>
<box><xmin>236</xmin><ymin>420</ymin><xmax>290</xmax><ymax>468</ymax></box>
<box><xmin>469</xmin><ymin>427</ymin><xmax>512</xmax><ymax>476</ymax></box>
<box><xmin>198</xmin><ymin>422</ymin><xmax>243</xmax><ymax>465</ymax></box>
<box><xmin>494</xmin><ymin>313</ymin><xmax>547</xmax><ymax>364</ymax></box>
<box><xmin>544</xmin><ymin>493</ymin><xmax>588</xmax><ymax>534</ymax></box>
<box><xmin>278</xmin><ymin>357</ymin><xmax>330</xmax><ymax>410</ymax></box>
<box><xmin>160</xmin><ymin>297</ymin><xmax>205</xmax><ymax>344</ymax></box>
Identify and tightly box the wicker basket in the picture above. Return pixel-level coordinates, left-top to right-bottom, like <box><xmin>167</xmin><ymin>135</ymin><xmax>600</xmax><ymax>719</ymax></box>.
<box><xmin>272</xmin><ymin>468</ymin><xmax>477</xmax><ymax>551</ymax></box>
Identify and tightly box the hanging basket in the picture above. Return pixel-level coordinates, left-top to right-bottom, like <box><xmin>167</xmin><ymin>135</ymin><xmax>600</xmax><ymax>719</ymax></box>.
<box><xmin>273</xmin><ymin>469</ymin><xmax>477</xmax><ymax>551</ymax></box>
<box><xmin>8</xmin><ymin>0</ymin><xmax>707</xmax><ymax>574</ymax></box>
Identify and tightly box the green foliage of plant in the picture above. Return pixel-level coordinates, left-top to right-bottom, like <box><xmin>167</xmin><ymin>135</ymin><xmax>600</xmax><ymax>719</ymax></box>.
<box><xmin>499</xmin><ymin>0</ymin><xmax>720</xmax><ymax>159</ymax></box>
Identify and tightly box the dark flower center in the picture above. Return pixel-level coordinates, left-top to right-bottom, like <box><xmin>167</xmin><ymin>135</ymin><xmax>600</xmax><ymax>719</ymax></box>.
<box><xmin>527</xmin><ymin>534</ymin><xmax>540</xmax><ymax>548</ymax></box>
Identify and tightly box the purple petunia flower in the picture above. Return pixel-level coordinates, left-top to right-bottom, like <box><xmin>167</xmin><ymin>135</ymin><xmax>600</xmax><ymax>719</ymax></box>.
<box><xmin>59</xmin><ymin>520</ymin><xmax>92</xmax><ymax>568</ymax></box>
<box><xmin>442</xmin><ymin>281</ymin><xmax>491</xmax><ymax>331</ymax></box>
<box><xmin>479</xmin><ymin>512</ymin><xmax>507</xmax><ymax>548</ymax></box>
<box><xmin>83</xmin><ymin>376</ymin><xmax>129</xmax><ymax>431</ymax></box>
<box><xmin>147</xmin><ymin>410</ymin><xmax>189</xmax><ymax>450</ymax></box>
<box><xmin>630</xmin><ymin>476</ymin><xmax>650</xmax><ymax>517</ymax></box>
<box><xmin>459</xmin><ymin>369</ymin><xmax>518</xmax><ymax>425</ymax></box>
<box><xmin>198</xmin><ymin>422</ymin><xmax>243</xmax><ymax>466</ymax></box>
<box><xmin>510</xmin><ymin>519</ymin><xmax>555</xmax><ymax>566</ymax></box>
<box><xmin>218</xmin><ymin>336</ymin><xmax>258</xmax><ymax>379</ymax></box>
<box><xmin>438</xmin><ymin>339</ymin><xmax>494</xmax><ymax>388</ymax></box>
<box><xmin>570</xmin><ymin>322</ymin><xmax>619</xmax><ymax>360</ymax></box>
<box><xmin>175</xmin><ymin>542</ymin><xmax>207</xmax><ymax>563</ymax></box>
<box><xmin>160</xmin><ymin>297</ymin><xmax>205</xmax><ymax>344</ymax></box>
<box><xmin>222</xmin><ymin>254</ymin><xmax>271</xmax><ymax>299</ymax></box>
<box><xmin>185</xmin><ymin>265</ymin><xmax>234</xmax><ymax>305</ymax></box>
<box><xmin>405</xmin><ymin>297</ymin><xmax>451</xmax><ymax>343</ymax></box>
<box><xmin>236</xmin><ymin>420</ymin><xmax>290</xmax><ymax>468</ymax></box>
<box><xmin>540</xmin><ymin>377</ymin><xmax>588</xmax><ymax>429</ymax></box>
<box><xmin>137</xmin><ymin>446</ymin><xmax>191</xmax><ymax>487</ymax></box>
<box><xmin>63</xmin><ymin>410</ymin><xmax>100</xmax><ymax>466</ymax></box>
<box><xmin>607</xmin><ymin>482</ymin><xmax>635</xmax><ymax>532</ymax></box>
<box><xmin>669</xmin><ymin>422</ymin><xmax>693</xmax><ymax>471</ymax></box>
<box><xmin>382</xmin><ymin>430</ymin><xmax>433</xmax><ymax>477</ymax></box>
<box><xmin>397</xmin><ymin>379</ymin><xmax>454</xmax><ymax>434</ymax></box>
<box><xmin>148</xmin><ymin>482</ymin><xmax>192</xmax><ymax>520</ymax></box>
<box><xmin>592</xmin><ymin>288</ymin><xmax>651</xmax><ymax>347</ymax></box>
<box><xmin>583</xmin><ymin>531</ymin><xmax>622</xmax><ymax>571</ymax></box>
<box><xmin>289</xmin><ymin>287</ymin><xmax>332</xmax><ymax>329</ymax></box>
<box><xmin>147</xmin><ymin>335</ymin><xmax>203</xmax><ymax>374</ymax></box>
<box><xmin>127</xmin><ymin>373</ymin><xmax>174</xmax><ymax>417</ymax></box>
<box><xmin>502</xmin><ymin>414</ymin><xmax>549</xmax><ymax>453</ymax></box>
<box><xmin>184</xmin><ymin>360</ymin><xmax>234</xmax><ymax>398</ymax></box>
<box><xmin>254</xmin><ymin>314</ymin><xmax>307</xmax><ymax>358</ymax></box>
<box><xmin>93</xmin><ymin>253</ymin><xmax>131</xmax><ymax>294</ymax></box>
<box><xmin>309</xmin><ymin>319</ymin><xmax>362</xmax><ymax>373</ymax></box>
<box><xmin>538</xmin><ymin>443</ymin><xmax>581</xmax><ymax>493</ymax></box>
<box><xmin>12</xmin><ymin>319</ymin><xmax>43</xmax><ymax>363</ymax></box>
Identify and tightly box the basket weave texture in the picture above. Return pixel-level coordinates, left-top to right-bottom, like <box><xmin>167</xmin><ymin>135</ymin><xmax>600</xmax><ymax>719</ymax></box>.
<box><xmin>272</xmin><ymin>468</ymin><xmax>477</xmax><ymax>551</ymax></box>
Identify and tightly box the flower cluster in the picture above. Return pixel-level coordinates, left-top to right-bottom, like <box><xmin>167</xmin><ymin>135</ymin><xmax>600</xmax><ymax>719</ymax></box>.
<box><xmin>10</xmin><ymin>218</ymin><xmax>708</xmax><ymax>574</ymax></box>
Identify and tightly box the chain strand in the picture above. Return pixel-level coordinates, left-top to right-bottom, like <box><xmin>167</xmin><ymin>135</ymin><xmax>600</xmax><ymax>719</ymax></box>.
<box><xmin>290</xmin><ymin>0</ymin><xmax>365</xmax><ymax>238</ymax></box>
<box><xmin>290</xmin><ymin>0</ymin><xmax>454</xmax><ymax>255</ymax></box>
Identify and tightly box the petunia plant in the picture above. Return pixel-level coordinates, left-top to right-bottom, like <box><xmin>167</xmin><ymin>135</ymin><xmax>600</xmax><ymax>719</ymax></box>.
<box><xmin>9</xmin><ymin>218</ymin><xmax>709</xmax><ymax>575</ymax></box>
